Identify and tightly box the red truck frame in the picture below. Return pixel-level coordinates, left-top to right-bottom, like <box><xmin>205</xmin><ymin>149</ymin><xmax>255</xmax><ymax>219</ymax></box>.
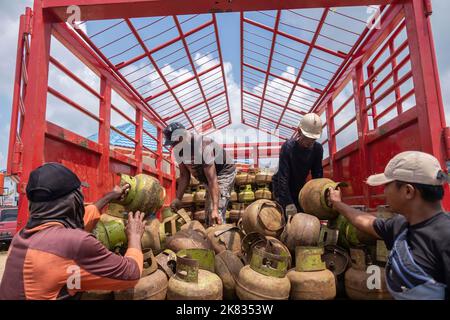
<box><xmin>7</xmin><ymin>0</ymin><xmax>450</xmax><ymax>230</ymax></box>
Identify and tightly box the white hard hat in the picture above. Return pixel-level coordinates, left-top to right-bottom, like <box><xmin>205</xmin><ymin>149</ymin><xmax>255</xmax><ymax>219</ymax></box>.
<box><xmin>298</xmin><ymin>113</ymin><xmax>322</xmax><ymax>140</ymax></box>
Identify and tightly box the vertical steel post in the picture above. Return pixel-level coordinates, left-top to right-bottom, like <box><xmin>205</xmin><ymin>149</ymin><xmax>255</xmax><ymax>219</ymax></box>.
<box><xmin>135</xmin><ymin>109</ymin><xmax>143</xmax><ymax>174</ymax></box>
<box><xmin>16</xmin><ymin>2</ymin><xmax>52</xmax><ymax>230</ymax></box>
<box><xmin>326</xmin><ymin>100</ymin><xmax>337</xmax><ymax>180</ymax></box>
<box><xmin>403</xmin><ymin>0</ymin><xmax>449</xmax><ymax>209</ymax></box>
<box><xmin>353</xmin><ymin>66</ymin><xmax>371</xmax><ymax>208</ymax></box>
<box><xmin>98</xmin><ymin>77</ymin><xmax>112</xmax><ymax>198</ymax></box>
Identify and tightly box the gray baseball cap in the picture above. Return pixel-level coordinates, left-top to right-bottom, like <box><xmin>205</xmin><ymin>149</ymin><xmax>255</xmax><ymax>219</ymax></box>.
<box><xmin>366</xmin><ymin>151</ymin><xmax>449</xmax><ymax>187</ymax></box>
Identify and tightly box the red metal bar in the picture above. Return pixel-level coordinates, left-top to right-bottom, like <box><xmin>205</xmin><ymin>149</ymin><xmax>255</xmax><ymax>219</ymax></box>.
<box><xmin>389</xmin><ymin>40</ymin><xmax>403</xmax><ymax>115</ymax></box>
<box><xmin>52</xmin><ymin>22</ymin><xmax>164</xmax><ymax>127</ymax></box>
<box><xmin>117</xmin><ymin>19</ymin><xmax>214</xmax><ymax>70</ymax></box>
<box><xmin>48</xmin><ymin>87</ymin><xmax>103</xmax><ymax>123</ymax></box>
<box><xmin>135</xmin><ymin>109</ymin><xmax>144</xmax><ymax>173</ymax></box>
<box><xmin>111</xmin><ymin>104</ymin><xmax>137</xmax><ymax>125</ymax></box>
<box><xmin>125</xmin><ymin>19</ymin><xmax>195</xmax><ymax>129</ymax></box>
<box><xmin>164</xmin><ymin>90</ymin><xmax>226</xmax><ymax>121</ymax></box>
<box><xmin>366</xmin><ymin>20</ymin><xmax>406</xmax><ymax>71</ymax></box>
<box><xmin>8</xmin><ymin>10</ymin><xmax>30</xmax><ymax>177</ymax></box>
<box><xmin>362</xmin><ymin>40</ymin><xmax>409</xmax><ymax>88</ymax></box>
<box><xmin>243</xmin><ymin>63</ymin><xmax>322</xmax><ymax>94</ymax></box>
<box><xmin>311</xmin><ymin>6</ymin><xmax>392</xmax><ymax>113</ymax></box>
<box><xmin>111</xmin><ymin>125</ymin><xmax>138</xmax><ymax>144</ymax></box>
<box><xmin>145</xmin><ymin>64</ymin><xmax>221</xmax><ymax>102</ymax></box>
<box><xmin>276</xmin><ymin>9</ymin><xmax>329</xmax><ymax>130</ymax></box>
<box><xmin>98</xmin><ymin>77</ymin><xmax>112</xmax><ymax>198</ymax></box>
<box><xmin>44</xmin><ymin>0</ymin><xmax>393</xmax><ymax>22</ymax></box>
<box><xmin>49</xmin><ymin>56</ymin><xmax>102</xmax><ymax>100</ymax></box>
<box><xmin>331</xmin><ymin>94</ymin><xmax>354</xmax><ymax>120</ymax></box>
<box><xmin>373</xmin><ymin>89</ymin><xmax>414</xmax><ymax>122</ymax></box>
<box><xmin>353</xmin><ymin>64</ymin><xmax>371</xmax><ymax>207</ymax></box>
<box><xmin>370</xmin><ymin>53</ymin><xmax>410</xmax><ymax>95</ymax></box>
<box><xmin>156</xmin><ymin>127</ymin><xmax>164</xmax><ymax>183</ymax></box>
<box><xmin>364</xmin><ymin>70</ymin><xmax>413</xmax><ymax>112</ymax></box>
<box><xmin>332</xmin><ymin>116</ymin><xmax>357</xmax><ymax>137</ymax></box>
<box><xmin>253</xmin><ymin>10</ymin><xmax>281</xmax><ymax>128</ymax></box>
<box><xmin>17</xmin><ymin>1</ymin><xmax>52</xmax><ymax>230</ymax></box>
<box><xmin>244</xmin><ymin>17</ymin><xmax>346</xmax><ymax>59</ymax></box>
<box><xmin>212</xmin><ymin>14</ymin><xmax>232</xmax><ymax>128</ymax></box>
<box><xmin>326</xmin><ymin>100</ymin><xmax>337</xmax><ymax>178</ymax></box>
<box><xmin>243</xmin><ymin>90</ymin><xmax>305</xmax><ymax>116</ymax></box>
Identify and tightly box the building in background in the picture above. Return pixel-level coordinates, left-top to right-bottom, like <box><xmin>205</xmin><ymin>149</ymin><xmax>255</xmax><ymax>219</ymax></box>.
<box><xmin>0</xmin><ymin>171</ymin><xmax>18</xmax><ymax>207</ymax></box>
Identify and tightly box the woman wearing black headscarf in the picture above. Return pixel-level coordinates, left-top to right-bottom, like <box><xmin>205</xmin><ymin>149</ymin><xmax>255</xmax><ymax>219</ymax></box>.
<box><xmin>0</xmin><ymin>163</ymin><xmax>146</xmax><ymax>300</ymax></box>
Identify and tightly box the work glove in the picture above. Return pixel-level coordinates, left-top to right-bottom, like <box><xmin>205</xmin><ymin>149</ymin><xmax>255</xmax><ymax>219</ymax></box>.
<box><xmin>285</xmin><ymin>204</ymin><xmax>297</xmax><ymax>216</ymax></box>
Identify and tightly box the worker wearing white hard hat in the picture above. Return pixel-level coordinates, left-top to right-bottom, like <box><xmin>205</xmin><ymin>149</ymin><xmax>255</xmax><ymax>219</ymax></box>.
<box><xmin>273</xmin><ymin>113</ymin><xmax>324</xmax><ymax>216</ymax></box>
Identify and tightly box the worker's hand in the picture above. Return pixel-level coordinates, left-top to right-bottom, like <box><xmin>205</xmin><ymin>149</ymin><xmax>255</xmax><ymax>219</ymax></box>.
<box><xmin>170</xmin><ymin>198</ymin><xmax>182</xmax><ymax>212</ymax></box>
<box><xmin>328</xmin><ymin>187</ymin><xmax>342</xmax><ymax>207</ymax></box>
<box><xmin>210</xmin><ymin>209</ymin><xmax>223</xmax><ymax>225</ymax></box>
<box><xmin>285</xmin><ymin>204</ymin><xmax>297</xmax><ymax>216</ymax></box>
<box><xmin>111</xmin><ymin>184</ymin><xmax>131</xmax><ymax>202</ymax></box>
<box><xmin>126</xmin><ymin>211</ymin><xmax>145</xmax><ymax>248</ymax></box>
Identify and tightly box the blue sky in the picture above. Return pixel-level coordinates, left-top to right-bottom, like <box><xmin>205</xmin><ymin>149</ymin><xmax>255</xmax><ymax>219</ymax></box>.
<box><xmin>0</xmin><ymin>1</ymin><xmax>449</xmax><ymax>170</ymax></box>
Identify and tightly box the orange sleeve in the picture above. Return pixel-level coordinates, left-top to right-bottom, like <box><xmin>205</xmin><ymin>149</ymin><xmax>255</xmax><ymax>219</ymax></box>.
<box><xmin>124</xmin><ymin>248</ymin><xmax>144</xmax><ymax>276</ymax></box>
<box><xmin>84</xmin><ymin>205</ymin><xmax>101</xmax><ymax>232</ymax></box>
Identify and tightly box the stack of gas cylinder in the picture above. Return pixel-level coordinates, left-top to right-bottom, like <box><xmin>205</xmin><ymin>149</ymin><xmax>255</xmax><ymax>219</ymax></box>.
<box><xmin>85</xmin><ymin>173</ymin><xmax>394</xmax><ymax>300</ymax></box>
<box><xmin>229</xmin><ymin>168</ymin><xmax>274</xmax><ymax>225</ymax></box>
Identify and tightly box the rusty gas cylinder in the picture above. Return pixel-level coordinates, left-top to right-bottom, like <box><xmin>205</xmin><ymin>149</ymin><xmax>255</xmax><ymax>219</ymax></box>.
<box><xmin>229</xmin><ymin>209</ymin><xmax>244</xmax><ymax>223</ymax></box>
<box><xmin>115</xmin><ymin>251</ymin><xmax>167</xmax><ymax>300</ymax></box>
<box><xmin>242</xmin><ymin>199</ymin><xmax>285</xmax><ymax>238</ymax></box>
<box><xmin>287</xmin><ymin>247</ymin><xmax>336</xmax><ymax>300</ymax></box>
<box><xmin>236</xmin><ymin>247</ymin><xmax>291</xmax><ymax>300</ymax></box>
<box><xmin>255</xmin><ymin>169</ymin><xmax>273</xmax><ymax>185</ymax></box>
<box><xmin>117</xmin><ymin>173</ymin><xmax>166</xmax><ymax>216</ymax></box>
<box><xmin>280</xmin><ymin>213</ymin><xmax>321</xmax><ymax>254</ymax></box>
<box><xmin>181</xmin><ymin>193</ymin><xmax>194</xmax><ymax>206</ymax></box>
<box><xmin>180</xmin><ymin>220</ymin><xmax>207</xmax><ymax>235</ymax></box>
<box><xmin>156</xmin><ymin>249</ymin><xmax>177</xmax><ymax>279</ymax></box>
<box><xmin>345</xmin><ymin>248</ymin><xmax>392</xmax><ymax>300</ymax></box>
<box><xmin>193</xmin><ymin>210</ymin><xmax>207</xmax><ymax>224</ymax></box>
<box><xmin>206</xmin><ymin>224</ymin><xmax>243</xmax><ymax>255</ymax></box>
<box><xmin>299</xmin><ymin>178</ymin><xmax>345</xmax><ymax>220</ymax></box>
<box><xmin>167</xmin><ymin>254</ymin><xmax>222</xmax><ymax>300</ymax></box>
<box><xmin>166</xmin><ymin>229</ymin><xmax>212</xmax><ymax>253</ymax></box>
<box><xmin>193</xmin><ymin>185</ymin><xmax>207</xmax><ymax>205</ymax></box>
<box><xmin>254</xmin><ymin>185</ymin><xmax>272</xmax><ymax>200</ymax></box>
<box><xmin>215</xmin><ymin>250</ymin><xmax>244</xmax><ymax>300</ymax></box>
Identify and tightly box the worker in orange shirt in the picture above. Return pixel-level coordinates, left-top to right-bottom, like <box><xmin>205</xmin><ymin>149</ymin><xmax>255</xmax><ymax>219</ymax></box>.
<box><xmin>0</xmin><ymin>163</ymin><xmax>145</xmax><ymax>300</ymax></box>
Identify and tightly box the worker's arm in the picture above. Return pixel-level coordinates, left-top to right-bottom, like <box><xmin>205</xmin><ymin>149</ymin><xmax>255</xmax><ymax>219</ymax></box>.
<box><xmin>83</xmin><ymin>184</ymin><xmax>131</xmax><ymax>232</ymax></box>
<box><xmin>171</xmin><ymin>163</ymin><xmax>190</xmax><ymax>212</ymax></box>
<box><xmin>72</xmin><ymin>212</ymin><xmax>145</xmax><ymax>293</ymax></box>
<box><xmin>328</xmin><ymin>187</ymin><xmax>381</xmax><ymax>239</ymax></box>
<box><xmin>311</xmin><ymin>143</ymin><xmax>324</xmax><ymax>179</ymax></box>
<box><xmin>276</xmin><ymin>142</ymin><xmax>295</xmax><ymax>209</ymax></box>
<box><xmin>203</xmin><ymin>163</ymin><xmax>221</xmax><ymax>224</ymax></box>
<box><xmin>93</xmin><ymin>184</ymin><xmax>130</xmax><ymax>212</ymax></box>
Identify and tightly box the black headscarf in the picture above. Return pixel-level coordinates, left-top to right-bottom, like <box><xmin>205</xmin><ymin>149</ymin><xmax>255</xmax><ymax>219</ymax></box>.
<box><xmin>26</xmin><ymin>189</ymin><xmax>86</xmax><ymax>230</ymax></box>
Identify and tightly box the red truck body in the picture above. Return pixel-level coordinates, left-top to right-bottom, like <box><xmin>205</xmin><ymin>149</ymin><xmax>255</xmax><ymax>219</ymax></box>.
<box><xmin>6</xmin><ymin>0</ymin><xmax>450</xmax><ymax>231</ymax></box>
<box><xmin>0</xmin><ymin>208</ymin><xmax>18</xmax><ymax>244</ymax></box>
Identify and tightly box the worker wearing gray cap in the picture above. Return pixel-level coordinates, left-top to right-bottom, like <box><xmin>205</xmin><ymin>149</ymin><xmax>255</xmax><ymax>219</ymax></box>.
<box><xmin>273</xmin><ymin>113</ymin><xmax>324</xmax><ymax>216</ymax></box>
<box><xmin>329</xmin><ymin>151</ymin><xmax>450</xmax><ymax>300</ymax></box>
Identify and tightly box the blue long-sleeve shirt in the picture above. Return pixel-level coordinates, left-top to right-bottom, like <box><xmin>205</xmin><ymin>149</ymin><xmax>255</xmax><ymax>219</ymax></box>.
<box><xmin>272</xmin><ymin>139</ymin><xmax>324</xmax><ymax>211</ymax></box>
